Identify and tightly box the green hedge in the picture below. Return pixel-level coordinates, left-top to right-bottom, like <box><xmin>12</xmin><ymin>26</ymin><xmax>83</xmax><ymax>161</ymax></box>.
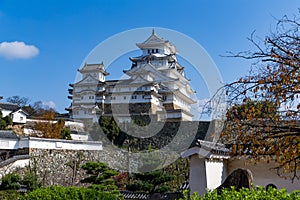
<box><xmin>0</xmin><ymin>190</ymin><xmax>20</xmax><ymax>200</ymax></box>
<box><xmin>181</xmin><ymin>187</ymin><xmax>300</xmax><ymax>200</ymax></box>
<box><xmin>20</xmin><ymin>186</ymin><xmax>123</xmax><ymax>200</ymax></box>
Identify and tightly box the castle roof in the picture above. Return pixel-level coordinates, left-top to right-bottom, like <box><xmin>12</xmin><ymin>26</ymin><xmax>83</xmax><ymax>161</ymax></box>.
<box><xmin>181</xmin><ymin>139</ymin><xmax>230</xmax><ymax>159</ymax></box>
<box><xmin>78</xmin><ymin>63</ymin><xmax>109</xmax><ymax>75</ymax></box>
<box><xmin>136</xmin><ymin>30</ymin><xmax>176</xmax><ymax>54</ymax></box>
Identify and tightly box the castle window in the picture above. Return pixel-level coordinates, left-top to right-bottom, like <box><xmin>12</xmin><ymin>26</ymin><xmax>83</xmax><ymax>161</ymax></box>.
<box><xmin>152</xmin><ymin>49</ymin><xmax>155</xmax><ymax>53</ymax></box>
<box><xmin>148</xmin><ymin>49</ymin><xmax>150</xmax><ymax>54</ymax></box>
<box><xmin>131</xmin><ymin>95</ymin><xmax>137</xmax><ymax>99</ymax></box>
<box><xmin>162</xmin><ymin>96</ymin><xmax>167</xmax><ymax>101</ymax></box>
<box><xmin>124</xmin><ymin>96</ymin><xmax>126</xmax><ymax>100</ymax></box>
<box><xmin>156</xmin><ymin>49</ymin><xmax>158</xmax><ymax>53</ymax></box>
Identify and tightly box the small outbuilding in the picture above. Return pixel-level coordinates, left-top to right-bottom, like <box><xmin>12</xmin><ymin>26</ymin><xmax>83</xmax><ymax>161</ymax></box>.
<box><xmin>0</xmin><ymin>102</ymin><xmax>28</xmax><ymax>124</ymax></box>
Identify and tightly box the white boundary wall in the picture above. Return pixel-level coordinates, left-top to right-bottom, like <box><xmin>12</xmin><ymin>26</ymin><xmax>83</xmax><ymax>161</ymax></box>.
<box><xmin>0</xmin><ymin>137</ymin><xmax>102</xmax><ymax>151</ymax></box>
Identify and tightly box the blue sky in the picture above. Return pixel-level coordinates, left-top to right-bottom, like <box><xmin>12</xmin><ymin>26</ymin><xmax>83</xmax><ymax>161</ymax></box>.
<box><xmin>0</xmin><ymin>0</ymin><xmax>298</xmax><ymax>113</ymax></box>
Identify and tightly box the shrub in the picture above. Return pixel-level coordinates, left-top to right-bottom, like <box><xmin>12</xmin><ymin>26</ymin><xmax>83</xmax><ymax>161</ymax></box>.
<box><xmin>0</xmin><ymin>173</ymin><xmax>22</xmax><ymax>190</ymax></box>
<box><xmin>20</xmin><ymin>186</ymin><xmax>124</xmax><ymax>200</ymax></box>
<box><xmin>2</xmin><ymin>116</ymin><xmax>13</xmax><ymax>126</ymax></box>
<box><xmin>180</xmin><ymin>187</ymin><xmax>300</xmax><ymax>200</ymax></box>
<box><xmin>0</xmin><ymin>190</ymin><xmax>20</xmax><ymax>200</ymax></box>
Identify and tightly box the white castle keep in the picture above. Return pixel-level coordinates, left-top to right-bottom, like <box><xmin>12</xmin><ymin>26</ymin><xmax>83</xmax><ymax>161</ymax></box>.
<box><xmin>67</xmin><ymin>31</ymin><xmax>196</xmax><ymax>122</ymax></box>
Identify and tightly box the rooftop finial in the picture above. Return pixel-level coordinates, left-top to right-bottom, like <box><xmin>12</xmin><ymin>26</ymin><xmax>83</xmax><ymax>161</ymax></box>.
<box><xmin>152</xmin><ymin>28</ymin><xmax>155</xmax><ymax>35</ymax></box>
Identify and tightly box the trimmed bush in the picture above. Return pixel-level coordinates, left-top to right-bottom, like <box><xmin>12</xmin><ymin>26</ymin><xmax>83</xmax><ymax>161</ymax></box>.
<box><xmin>181</xmin><ymin>187</ymin><xmax>300</xmax><ymax>200</ymax></box>
<box><xmin>0</xmin><ymin>190</ymin><xmax>20</xmax><ymax>200</ymax></box>
<box><xmin>20</xmin><ymin>186</ymin><xmax>123</xmax><ymax>200</ymax></box>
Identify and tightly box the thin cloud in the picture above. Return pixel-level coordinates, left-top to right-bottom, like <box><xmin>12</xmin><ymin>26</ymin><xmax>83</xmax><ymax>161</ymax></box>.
<box><xmin>42</xmin><ymin>101</ymin><xmax>56</xmax><ymax>110</ymax></box>
<box><xmin>0</xmin><ymin>41</ymin><xmax>39</xmax><ymax>60</ymax></box>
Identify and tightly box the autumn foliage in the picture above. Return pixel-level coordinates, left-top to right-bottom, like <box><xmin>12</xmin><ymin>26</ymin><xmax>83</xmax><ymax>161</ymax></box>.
<box><xmin>31</xmin><ymin>111</ymin><xmax>65</xmax><ymax>139</ymax></box>
<box><xmin>222</xmin><ymin>15</ymin><xmax>300</xmax><ymax>181</ymax></box>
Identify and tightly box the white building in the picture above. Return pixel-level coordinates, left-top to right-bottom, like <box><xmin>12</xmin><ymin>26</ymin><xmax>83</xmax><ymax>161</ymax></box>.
<box><xmin>67</xmin><ymin>31</ymin><xmax>196</xmax><ymax>122</ymax></box>
<box><xmin>0</xmin><ymin>102</ymin><xmax>28</xmax><ymax>124</ymax></box>
<box><xmin>182</xmin><ymin>140</ymin><xmax>300</xmax><ymax>195</ymax></box>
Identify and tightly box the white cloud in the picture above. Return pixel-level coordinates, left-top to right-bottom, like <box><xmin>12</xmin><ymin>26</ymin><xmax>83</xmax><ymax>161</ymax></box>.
<box><xmin>0</xmin><ymin>41</ymin><xmax>39</xmax><ymax>60</ymax></box>
<box><xmin>194</xmin><ymin>98</ymin><xmax>227</xmax><ymax>120</ymax></box>
<box><xmin>42</xmin><ymin>101</ymin><xmax>56</xmax><ymax>109</ymax></box>
<box><xmin>196</xmin><ymin>98</ymin><xmax>210</xmax><ymax>112</ymax></box>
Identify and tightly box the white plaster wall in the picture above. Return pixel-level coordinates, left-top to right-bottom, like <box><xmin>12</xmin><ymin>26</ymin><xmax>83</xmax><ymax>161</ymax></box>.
<box><xmin>11</xmin><ymin>111</ymin><xmax>27</xmax><ymax>123</ymax></box>
<box><xmin>228</xmin><ymin>158</ymin><xmax>300</xmax><ymax>192</ymax></box>
<box><xmin>0</xmin><ymin>138</ymin><xmax>19</xmax><ymax>149</ymax></box>
<box><xmin>0</xmin><ymin>137</ymin><xmax>102</xmax><ymax>151</ymax></box>
<box><xmin>181</xmin><ymin>112</ymin><xmax>193</xmax><ymax>121</ymax></box>
<box><xmin>28</xmin><ymin>138</ymin><xmax>102</xmax><ymax>150</ymax></box>
<box><xmin>70</xmin><ymin>134</ymin><xmax>89</xmax><ymax>141</ymax></box>
<box><xmin>189</xmin><ymin>155</ymin><xmax>208</xmax><ymax>195</ymax></box>
<box><xmin>65</xmin><ymin>121</ymin><xmax>84</xmax><ymax>129</ymax></box>
<box><xmin>205</xmin><ymin>159</ymin><xmax>224</xmax><ymax>190</ymax></box>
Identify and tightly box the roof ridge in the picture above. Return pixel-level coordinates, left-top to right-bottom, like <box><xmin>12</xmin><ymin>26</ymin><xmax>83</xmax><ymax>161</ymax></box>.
<box><xmin>0</xmin><ymin>102</ymin><xmax>19</xmax><ymax>106</ymax></box>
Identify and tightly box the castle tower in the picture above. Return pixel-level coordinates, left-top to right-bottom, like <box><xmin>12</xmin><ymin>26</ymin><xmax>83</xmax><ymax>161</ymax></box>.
<box><xmin>124</xmin><ymin>30</ymin><xmax>196</xmax><ymax>121</ymax></box>
<box><xmin>66</xmin><ymin>63</ymin><xmax>109</xmax><ymax>122</ymax></box>
<box><xmin>67</xmin><ymin>31</ymin><xmax>195</xmax><ymax>122</ymax></box>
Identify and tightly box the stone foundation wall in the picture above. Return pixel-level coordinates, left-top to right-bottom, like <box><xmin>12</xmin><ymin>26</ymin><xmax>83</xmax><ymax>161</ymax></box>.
<box><xmin>11</xmin><ymin>146</ymin><xmax>128</xmax><ymax>187</ymax></box>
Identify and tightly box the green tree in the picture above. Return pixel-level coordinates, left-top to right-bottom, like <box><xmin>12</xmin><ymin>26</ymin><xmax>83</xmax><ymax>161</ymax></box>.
<box><xmin>61</xmin><ymin>127</ymin><xmax>72</xmax><ymax>140</ymax></box>
<box><xmin>81</xmin><ymin>162</ymin><xmax>119</xmax><ymax>191</ymax></box>
<box><xmin>126</xmin><ymin>170</ymin><xmax>175</xmax><ymax>193</ymax></box>
<box><xmin>126</xmin><ymin>147</ymin><xmax>175</xmax><ymax>193</ymax></box>
<box><xmin>0</xmin><ymin>118</ymin><xmax>7</xmax><ymax>130</ymax></box>
<box><xmin>99</xmin><ymin>116</ymin><xmax>121</xmax><ymax>144</ymax></box>
<box><xmin>0</xmin><ymin>173</ymin><xmax>22</xmax><ymax>190</ymax></box>
<box><xmin>223</xmin><ymin>14</ymin><xmax>300</xmax><ymax>181</ymax></box>
<box><xmin>0</xmin><ymin>111</ymin><xmax>11</xmax><ymax>130</ymax></box>
<box><xmin>2</xmin><ymin>116</ymin><xmax>13</xmax><ymax>127</ymax></box>
<box><xmin>22</xmin><ymin>172</ymin><xmax>41</xmax><ymax>191</ymax></box>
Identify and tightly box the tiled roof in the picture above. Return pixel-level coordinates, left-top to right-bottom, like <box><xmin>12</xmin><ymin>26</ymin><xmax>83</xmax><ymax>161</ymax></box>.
<box><xmin>0</xmin><ymin>102</ymin><xmax>20</xmax><ymax>112</ymax></box>
<box><xmin>196</xmin><ymin>140</ymin><xmax>230</xmax><ymax>155</ymax></box>
<box><xmin>120</xmin><ymin>191</ymin><xmax>148</xmax><ymax>199</ymax></box>
<box><xmin>0</xmin><ymin>130</ymin><xmax>18</xmax><ymax>138</ymax></box>
<box><xmin>120</xmin><ymin>191</ymin><xmax>183</xmax><ymax>200</ymax></box>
